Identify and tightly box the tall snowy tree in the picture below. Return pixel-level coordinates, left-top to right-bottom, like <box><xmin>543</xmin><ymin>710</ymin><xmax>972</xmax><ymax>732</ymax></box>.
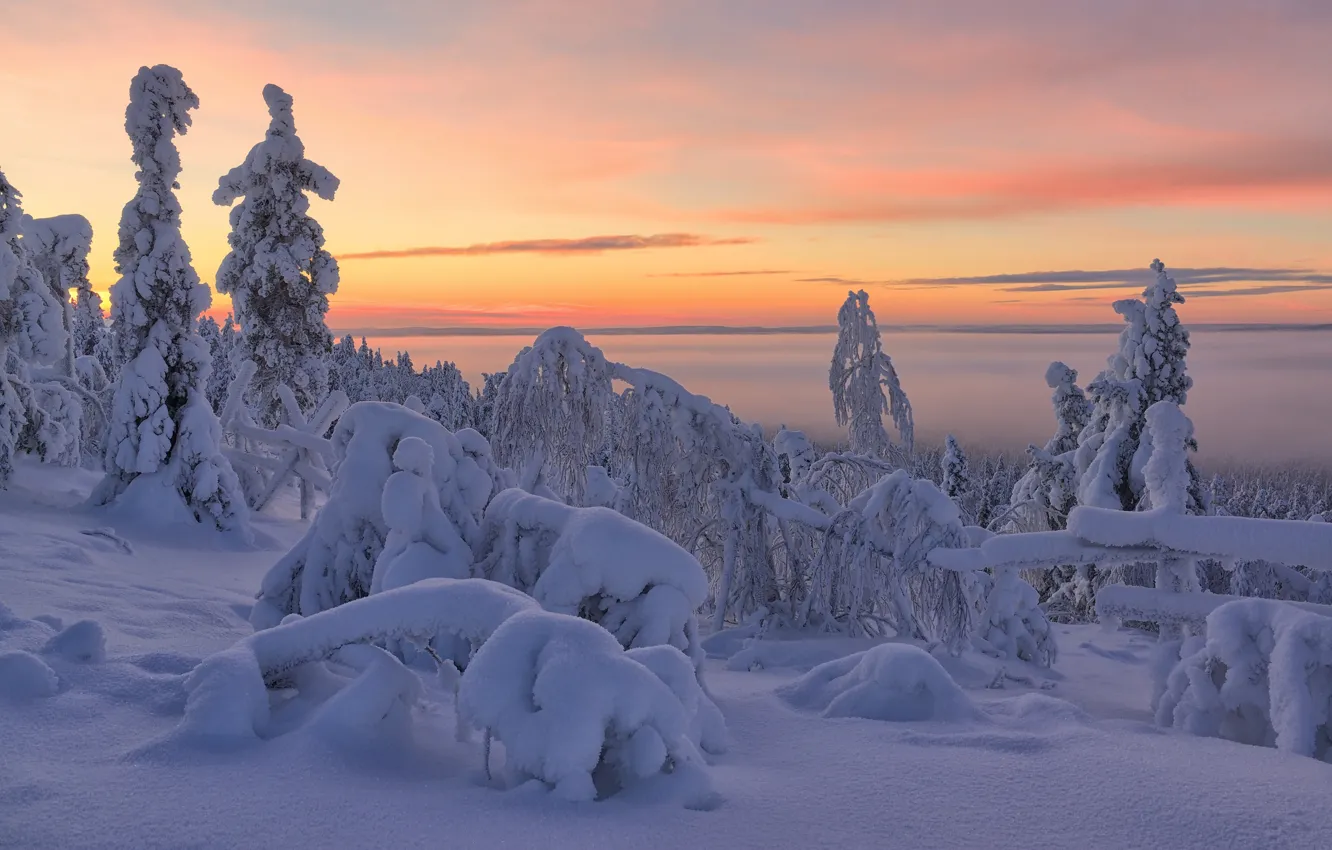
<box><xmin>213</xmin><ymin>84</ymin><xmax>339</xmax><ymax>426</ymax></box>
<box><xmin>1074</xmin><ymin>260</ymin><xmax>1206</xmax><ymax>514</ymax></box>
<box><xmin>94</xmin><ymin>65</ymin><xmax>248</xmax><ymax>533</ymax></box>
<box><xmin>830</xmin><ymin>289</ymin><xmax>913</xmax><ymax>458</ymax></box>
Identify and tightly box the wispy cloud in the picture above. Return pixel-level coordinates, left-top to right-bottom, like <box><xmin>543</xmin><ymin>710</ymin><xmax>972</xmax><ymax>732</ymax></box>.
<box><xmin>892</xmin><ymin>266</ymin><xmax>1332</xmax><ymax>294</ymax></box>
<box><xmin>647</xmin><ymin>269</ymin><xmax>792</xmax><ymax>278</ymax></box>
<box><xmin>339</xmin><ymin>233</ymin><xmax>756</xmax><ymax>261</ymax></box>
<box><xmin>796</xmin><ymin>276</ymin><xmax>893</xmax><ymax>287</ymax></box>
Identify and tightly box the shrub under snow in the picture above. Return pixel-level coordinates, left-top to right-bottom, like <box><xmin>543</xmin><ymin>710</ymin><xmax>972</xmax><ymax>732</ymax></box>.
<box><xmin>456</xmin><ymin>609</ymin><xmax>713</xmax><ymax>801</ymax></box>
<box><xmin>183</xmin><ymin>577</ymin><xmax>538</xmax><ymax>739</ymax></box>
<box><xmin>778</xmin><ymin>643</ymin><xmax>982</xmax><ymax>723</ymax></box>
<box><xmin>1158</xmin><ymin>598</ymin><xmax>1332</xmax><ymax>760</ymax></box>
<box><xmin>475</xmin><ymin>488</ymin><xmax>710</xmax><ymax>662</ymax></box>
<box><xmin>252</xmin><ymin>402</ymin><xmax>502</xmax><ymax>627</ymax></box>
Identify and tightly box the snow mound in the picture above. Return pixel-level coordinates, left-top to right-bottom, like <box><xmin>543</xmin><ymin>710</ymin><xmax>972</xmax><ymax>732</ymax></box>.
<box><xmin>0</xmin><ymin>650</ymin><xmax>59</xmax><ymax>698</ymax></box>
<box><xmin>42</xmin><ymin>619</ymin><xmax>106</xmax><ymax>663</ymax></box>
<box><xmin>1159</xmin><ymin>598</ymin><xmax>1332</xmax><ymax>759</ymax></box>
<box><xmin>778</xmin><ymin>643</ymin><xmax>983</xmax><ymax>723</ymax></box>
<box><xmin>457</xmin><ymin>609</ymin><xmax>711</xmax><ymax>802</ymax></box>
<box><xmin>477</xmin><ymin>488</ymin><xmax>708</xmax><ymax>662</ymax></box>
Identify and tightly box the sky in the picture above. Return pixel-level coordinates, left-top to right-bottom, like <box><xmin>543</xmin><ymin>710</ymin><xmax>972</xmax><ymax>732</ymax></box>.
<box><xmin>4</xmin><ymin>0</ymin><xmax>1332</xmax><ymax>330</ymax></box>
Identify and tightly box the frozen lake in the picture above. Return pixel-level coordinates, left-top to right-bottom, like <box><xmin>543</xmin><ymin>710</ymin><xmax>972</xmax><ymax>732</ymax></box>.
<box><xmin>358</xmin><ymin>329</ymin><xmax>1332</xmax><ymax>467</ymax></box>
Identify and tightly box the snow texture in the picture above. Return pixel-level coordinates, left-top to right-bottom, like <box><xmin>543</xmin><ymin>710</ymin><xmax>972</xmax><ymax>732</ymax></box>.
<box><xmin>0</xmin><ymin>650</ymin><xmax>60</xmax><ymax>699</ymax></box>
<box><xmin>213</xmin><ymin>84</ymin><xmax>340</xmax><ymax>426</ymax></box>
<box><xmin>779</xmin><ymin>643</ymin><xmax>982</xmax><ymax>722</ymax></box>
<box><xmin>456</xmin><ymin>609</ymin><xmax>711</xmax><ymax>802</ymax></box>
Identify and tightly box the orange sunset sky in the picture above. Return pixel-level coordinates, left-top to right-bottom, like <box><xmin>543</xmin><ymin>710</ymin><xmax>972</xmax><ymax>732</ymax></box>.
<box><xmin>4</xmin><ymin>0</ymin><xmax>1332</xmax><ymax>330</ymax></box>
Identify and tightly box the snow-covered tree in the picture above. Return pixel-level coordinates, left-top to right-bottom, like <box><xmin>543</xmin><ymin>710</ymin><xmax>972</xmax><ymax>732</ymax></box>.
<box><xmin>22</xmin><ymin>214</ymin><xmax>92</xmax><ymax>379</ymax></box>
<box><xmin>198</xmin><ymin>314</ymin><xmax>239</xmax><ymax>414</ymax></box>
<box><xmin>491</xmin><ymin>328</ymin><xmax>614</xmax><ymax>503</ymax></box>
<box><xmin>94</xmin><ymin>65</ymin><xmax>248</xmax><ymax>533</ymax></box>
<box><xmin>799</xmin><ymin>470</ymin><xmax>976</xmax><ymax>649</ymax></box>
<box><xmin>1008</xmin><ymin>362</ymin><xmax>1091</xmax><ymax>533</ymax></box>
<box><xmin>940</xmin><ymin>434</ymin><xmax>974</xmax><ymax>523</ymax></box>
<box><xmin>830</xmin><ymin>289</ymin><xmax>913</xmax><ymax>458</ymax></box>
<box><xmin>213</xmin><ymin>84</ymin><xmax>339</xmax><ymax>427</ymax></box>
<box><xmin>0</xmin><ymin>171</ymin><xmax>78</xmax><ymax>485</ymax></box>
<box><xmin>1075</xmin><ymin>260</ymin><xmax>1205</xmax><ymax>515</ymax></box>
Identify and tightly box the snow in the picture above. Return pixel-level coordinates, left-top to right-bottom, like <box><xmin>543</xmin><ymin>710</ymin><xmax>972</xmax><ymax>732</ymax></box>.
<box><xmin>1068</xmin><ymin>505</ymin><xmax>1332</xmax><ymax>571</ymax></box>
<box><xmin>779</xmin><ymin>643</ymin><xmax>983</xmax><ymax>723</ymax></box>
<box><xmin>42</xmin><ymin>619</ymin><xmax>106</xmax><ymax>663</ymax></box>
<box><xmin>5</xmin><ymin>461</ymin><xmax>1332</xmax><ymax>847</ymax></box>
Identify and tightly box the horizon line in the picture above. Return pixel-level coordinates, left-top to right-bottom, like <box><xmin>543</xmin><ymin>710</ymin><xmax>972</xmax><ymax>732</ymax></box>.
<box><xmin>329</xmin><ymin>322</ymin><xmax>1332</xmax><ymax>338</ymax></box>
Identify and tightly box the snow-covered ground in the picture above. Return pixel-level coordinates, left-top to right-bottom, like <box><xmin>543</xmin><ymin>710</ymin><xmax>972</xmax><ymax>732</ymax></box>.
<box><xmin>2</xmin><ymin>461</ymin><xmax>1329</xmax><ymax>850</ymax></box>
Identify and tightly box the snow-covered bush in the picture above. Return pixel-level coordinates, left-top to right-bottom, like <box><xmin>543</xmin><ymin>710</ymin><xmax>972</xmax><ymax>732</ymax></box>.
<box><xmin>183</xmin><ymin>577</ymin><xmax>538</xmax><ymax>739</ymax></box>
<box><xmin>778</xmin><ymin>643</ymin><xmax>982</xmax><ymax>722</ymax></box>
<box><xmin>94</xmin><ymin>65</ymin><xmax>248</xmax><ymax>533</ymax></box>
<box><xmin>799</xmin><ymin>470</ymin><xmax>977</xmax><ymax>649</ymax></box>
<box><xmin>829</xmin><ymin>289</ymin><xmax>913</xmax><ymax>458</ymax></box>
<box><xmin>252</xmin><ymin>402</ymin><xmax>501</xmax><ymax>627</ymax></box>
<box><xmin>1157</xmin><ymin>598</ymin><xmax>1332</xmax><ymax>760</ymax></box>
<box><xmin>213</xmin><ymin>84</ymin><xmax>339</xmax><ymax>426</ymax></box>
<box><xmin>491</xmin><ymin>327</ymin><xmax>614</xmax><ymax>502</ymax></box>
<box><xmin>475</xmin><ymin>488</ymin><xmax>709</xmax><ymax>662</ymax></box>
<box><xmin>972</xmin><ymin>568</ymin><xmax>1058</xmax><ymax>667</ymax></box>
<box><xmin>456</xmin><ymin>609</ymin><xmax>713</xmax><ymax>801</ymax></box>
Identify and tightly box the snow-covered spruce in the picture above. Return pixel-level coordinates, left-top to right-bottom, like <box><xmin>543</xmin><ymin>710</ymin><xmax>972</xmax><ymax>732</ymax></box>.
<box><xmin>829</xmin><ymin>289</ymin><xmax>913</xmax><ymax>459</ymax></box>
<box><xmin>490</xmin><ymin>327</ymin><xmax>614</xmax><ymax>503</ymax></box>
<box><xmin>456</xmin><ymin>609</ymin><xmax>714</xmax><ymax>802</ymax></box>
<box><xmin>779</xmin><ymin>643</ymin><xmax>982</xmax><ymax>722</ymax></box>
<box><xmin>940</xmin><ymin>434</ymin><xmax>974</xmax><ymax>524</ymax></box>
<box><xmin>1157</xmin><ymin>597</ymin><xmax>1332</xmax><ymax>760</ymax></box>
<box><xmin>1007</xmin><ymin>361</ymin><xmax>1090</xmax><ymax>534</ymax></box>
<box><xmin>799</xmin><ymin>470</ymin><xmax>977</xmax><ymax>650</ymax></box>
<box><xmin>213</xmin><ymin>84</ymin><xmax>339</xmax><ymax>427</ymax></box>
<box><xmin>972</xmin><ymin>567</ymin><xmax>1058</xmax><ymax>667</ymax></box>
<box><xmin>475</xmin><ymin>488</ymin><xmax>709</xmax><ymax>663</ymax></box>
<box><xmin>252</xmin><ymin>402</ymin><xmax>503</xmax><ymax>626</ymax></box>
<box><xmin>21</xmin><ymin>214</ymin><xmax>92</xmax><ymax>379</ymax></box>
<box><xmin>93</xmin><ymin>65</ymin><xmax>248</xmax><ymax>533</ymax></box>
<box><xmin>1075</xmin><ymin>259</ymin><xmax>1205</xmax><ymax>515</ymax></box>
<box><xmin>182</xmin><ymin>578</ymin><xmax>538</xmax><ymax>739</ymax></box>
